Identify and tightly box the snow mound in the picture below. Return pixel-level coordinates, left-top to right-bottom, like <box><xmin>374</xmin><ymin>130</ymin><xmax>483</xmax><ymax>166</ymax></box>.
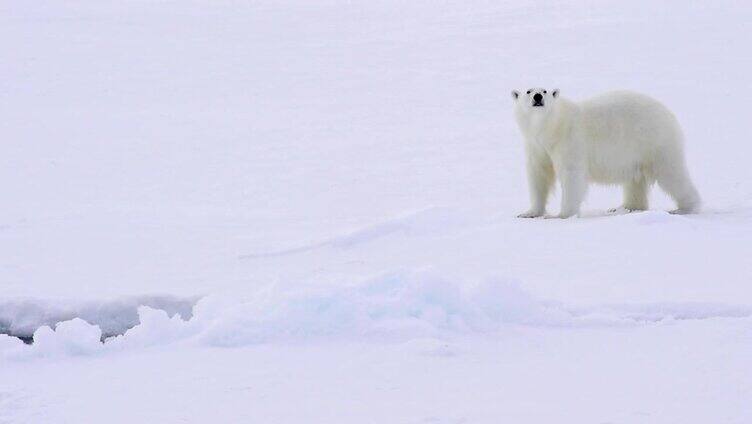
<box><xmin>28</xmin><ymin>318</ymin><xmax>102</xmax><ymax>358</ymax></box>
<box><xmin>3</xmin><ymin>272</ymin><xmax>751</xmax><ymax>359</ymax></box>
<box><xmin>194</xmin><ymin>273</ymin><xmax>568</xmax><ymax>347</ymax></box>
<box><xmin>105</xmin><ymin>306</ymin><xmax>196</xmax><ymax>350</ymax></box>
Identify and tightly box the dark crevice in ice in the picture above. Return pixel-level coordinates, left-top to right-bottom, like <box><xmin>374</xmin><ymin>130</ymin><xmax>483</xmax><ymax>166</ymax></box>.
<box><xmin>0</xmin><ymin>295</ymin><xmax>199</xmax><ymax>345</ymax></box>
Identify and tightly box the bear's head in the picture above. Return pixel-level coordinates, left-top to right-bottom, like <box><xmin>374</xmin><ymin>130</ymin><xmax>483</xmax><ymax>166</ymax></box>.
<box><xmin>511</xmin><ymin>88</ymin><xmax>559</xmax><ymax>113</ymax></box>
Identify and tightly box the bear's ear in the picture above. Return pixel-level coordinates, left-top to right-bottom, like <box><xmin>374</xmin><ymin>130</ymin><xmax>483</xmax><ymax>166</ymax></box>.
<box><xmin>511</xmin><ymin>90</ymin><xmax>519</xmax><ymax>100</ymax></box>
<box><xmin>552</xmin><ymin>89</ymin><xmax>560</xmax><ymax>98</ymax></box>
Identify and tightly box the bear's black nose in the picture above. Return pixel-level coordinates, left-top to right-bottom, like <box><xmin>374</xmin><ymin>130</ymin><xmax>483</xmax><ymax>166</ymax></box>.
<box><xmin>533</xmin><ymin>93</ymin><xmax>543</xmax><ymax>103</ymax></box>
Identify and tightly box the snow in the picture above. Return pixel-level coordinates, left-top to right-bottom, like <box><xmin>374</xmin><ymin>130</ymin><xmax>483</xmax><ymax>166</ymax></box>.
<box><xmin>1</xmin><ymin>0</ymin><xmax>752</xmax><ymax>422</ymax></box>
<box><xmin>3</xmin><ymin>272</ymin><xmax>750</xmax><ymax>360</ymax></box>
<box><xmin>0</xmin><ymin>295</ymin><xmax>196</xmax><ymax>340</ymax></box>
<box><xmin>3</xmin><ymin>319</ymin><xmax>752</xmax><ymax>423</ymax></box>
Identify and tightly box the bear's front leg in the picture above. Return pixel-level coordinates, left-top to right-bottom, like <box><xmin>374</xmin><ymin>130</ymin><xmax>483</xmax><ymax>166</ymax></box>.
<box><xmin>556</xmin><ymin>167</ymin><xmax>587</xmax><ymax>218</ymax></box>
<box><xmin>518</xmin><ymin>148</ymin><xmax>554</xmax><ymax>218</ymax></box>
<box><xmin>518</xmin><ymin>209</ymin><xmax>544</xmax><ymax>218</ymax></box>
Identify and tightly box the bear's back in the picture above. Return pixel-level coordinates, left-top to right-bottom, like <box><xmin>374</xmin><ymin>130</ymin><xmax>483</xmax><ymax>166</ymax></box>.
<box><xmin>575</xmin><ymin>91</ymin><xmax>684</xmax><ymax>183</ymax></box>
<box><xmin>577</xmin><ymin>90</ymin><xmax>681</xmax><ymax>148</ymax></box>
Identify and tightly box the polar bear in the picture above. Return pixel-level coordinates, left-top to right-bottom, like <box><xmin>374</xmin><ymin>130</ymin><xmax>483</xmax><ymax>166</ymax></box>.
<box><xmin>512</xmin><ymin>88</ymin><xmax>701</xmax><ymax>218</ymax></box>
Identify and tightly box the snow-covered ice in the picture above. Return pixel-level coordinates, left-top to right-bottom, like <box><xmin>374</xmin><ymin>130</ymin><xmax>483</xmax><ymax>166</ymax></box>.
<box><xmin>1</xmin><ymin>0</ymin><xmax>751</xmax><ymax>422</ymax></box>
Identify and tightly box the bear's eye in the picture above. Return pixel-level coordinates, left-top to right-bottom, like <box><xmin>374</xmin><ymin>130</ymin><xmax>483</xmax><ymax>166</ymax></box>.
<box><xmin>526</xmin><ymin>90</ymin><xmax>531</xmax><ymax>94</ymax></box>
<box><xmin>543</xmin><ymin>90</ymin><xmax>547</xmax><ymax>94</ymax></box>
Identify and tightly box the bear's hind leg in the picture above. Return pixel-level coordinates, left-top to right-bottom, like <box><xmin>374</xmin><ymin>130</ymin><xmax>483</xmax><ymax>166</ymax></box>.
<box><xmin>612</xmin><ymin>177</ymin><xmax>649</xmax><ymax>212</ymax></box>
<box><xmin>656</xmin><ymin>163</ymin><xmax>701</xmax><ymax>214</ymax></box>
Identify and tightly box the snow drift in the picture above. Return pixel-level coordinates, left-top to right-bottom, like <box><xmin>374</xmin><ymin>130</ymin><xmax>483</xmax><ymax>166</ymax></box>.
<box><xmin>3</xmin><ymin>271</ymin><xmax>750</xmax><ymax>359</ymax></box>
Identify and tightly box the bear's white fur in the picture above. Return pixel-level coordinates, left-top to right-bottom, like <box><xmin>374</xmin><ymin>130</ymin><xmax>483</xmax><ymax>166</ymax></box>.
<box><xmin>512</xmin><ymin>88</ymin><xmax>701</xmax><ymax>218</ymax></box>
